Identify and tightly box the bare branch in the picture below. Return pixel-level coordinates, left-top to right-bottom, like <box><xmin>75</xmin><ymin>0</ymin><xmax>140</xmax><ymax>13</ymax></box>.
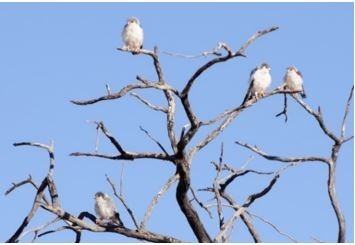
<box><xmin>41</xmin><ymin>204</ymin><xmax>183</xmax><ymax>243</ymax></box>
<box><xmin>11</xmin><ymin>140</ymin><xmax>59</xmax><ymax>207</ymax></box>
<box><xmin>340</xmin><ymin>85</ymin><xmax>354</xmax><ymax>139</ymax></box>
<box><xmin>164</xmin><ymin>89</ymin><xmax>178</xmax><ymax>152</ymax></box>
<box><xmin>243</xmin><ymin>174</ymin><xmax>280</xmax><ymax>208</ymax></box>
<box><xmin>139</xmin><ymin>126</ymin><xmax>169</xmax><ymax>155</ymax></box>
<box><xmin>70</xmin><ymin>152</ymin><xmax>120</xmax><ymax>160</ymax></box>
<box><xmin>275</xmin><ymin>93</ymin><xmax>288</xmax><ymax>122</ymax></box>
<box><xmin>70</xmin><ymin>151</ymin><xmax>171</xmax><ymax>162</ymax></box>
<box><xmin>218</xmin><ymin>192</ymin><xmax>262</xmax><ymax>243</ymax></box>
<box><xmin>161</xmin><ymin>43</ymin><xmax>225</xmax><ymax>59</ymax></box>
<box><xmin>235</xmin><ymin>141</ymin><xmax>329</xmax><ymax>164</ymax></box>
<box><xmin>237</xmin><ymin>26</ymin><xmax>279</xmax><ymax>55</ymax></box>
<box><xmin>214</xmin><ymin>143</ymin><xmax>225</xmax><ymax>229</ymax></box>
<box><xmin>175</xmin><ymin>157</ymin><xmax>212</xmax><ymax>242</ymax></box>
<box><xmin>119</xmin><ymin>163</ymin><xmax>124</xmax><ymax>197</ymax></box>
<box><xmin>117</xmin><ymin>47</ymin><xmax>165</xmax><ymax>83</ymax></box>
<box><xmin>140</xmin><ymin>174</ymin><xmax>179</xmax><ymax>230</ymax></box>
<box><xmin>130</xmin><ymin>47</ymin><xmax>179</xmax><ymax>153</ymax></box>
<box><xmin>71</xmin><ymin>80</ymin><xmax>178</xmax><ymax>106</ymax></box>
<box><xmin>177</xmin><ymin>27</ymin><xmax>279</xmax><ymax>152</ymax></box>
<box><xmin>71</xmin><ymin>83</ymin><xmax>148</xmax><ymax>105</ymax></box>
<box><xmin>13</xmin><ymin>141</ymin><xmax>52</xmax><ymax>151</ymax></box>
<box><xmin>310</xmin><ymin>235</ymin><xmax>324</xmax><ymax>243</ymax></box>
<box><xmin>327</xmin><ymin>163</ymin><xmax>346</xmax><ymax>242</ymax></box>
<box><xmin>105</xmin><ymin>175</ymin><xmax>139</xmax><ymax>230</ymax></box>
<box><xmin>7</xmin><ymin>178</ymin><xmax>49</xmax><ymax>242</ymax></box>
<box><xmin>214</xmin><ymin>169</ymin><xmax>283</xmax><ymax>242</ymax></box>
<box><xmin>38</xmin><ymin>226</ymin><xmax>73</xmax><ymax>239</ymax></box>
<box><xmin>105</xmin><ymin>83</ymin><xmax>111</xmax><ymax>95</ymax></box>
<box><xmin>18</xmin><ymin>217</ymin><xmax>60</xmax><ymax>242</ymax></box>
<box><xmin>189</xmin><ymin>187</ymin><xmax>213</xmax><ymax>219</ymax></box>
<box><xmin>189</xmin><ymin>88</ymin><xmax>300</xmax><ymax>158</ymax></box>
<box><xmin>5</xmin><ymin>175</ymin><xmax>33</xmax><ymax>196</ymax></box>
<box><xmin>241</xmin><ymin>214</ymin><xmax>261</xmax><ymax>243</ymax></box>
<box><xmin>96</xmin><ymin>121</ymin><xmax>126</xmax><ymax>155</ymax></box>
<box><xmin>291</xmin><ymin>95</ymin><xmax>340</xmax><ymax>143</ymax></box>
<box><xmin>248</xmin><ymin>211</ymin><xmax>298</xmax><ymax>242</ymax></box>
<box><xmin>130</xmin><ymin>92</ymin><xmax>168</xmax><ymax>113</ymax></box>
<box><xmin>181</xmin><ymin>26</ymin><xmax>279</xmax><ymax>97</ymax></box>
<box><xmin>5</xmin><ymin>175</ymin><xmax>50</xmax><ymax>206</ymax></box>
<box><xmin>212</xmin><ymin>162</ymin><xmax>298</xmax><ymax>242</ymax></box>
<box><xmin>214</xmin><ymin>206</ymin><xmax>247</xmax><ymax>242</ymax></box>
<box><xmin>343</xmin><ymin>135</ymin><xmax>354</xmax><ymax>143</ymax></box>
<box><xmin>219</xmin><ymin>169</ymin><xmax>274</xmax><ymax>193</ymax></box>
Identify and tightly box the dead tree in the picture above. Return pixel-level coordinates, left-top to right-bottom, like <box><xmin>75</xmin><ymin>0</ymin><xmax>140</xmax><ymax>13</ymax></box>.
<box><xmin>5</xmin><ymin>25</ymin><xmax>353</xmax><ymax>243</ymax></box>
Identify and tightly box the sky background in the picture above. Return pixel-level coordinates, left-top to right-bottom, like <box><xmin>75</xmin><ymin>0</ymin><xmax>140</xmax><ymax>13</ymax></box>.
<box><xmin>0</xmin><ymin>2</ymin><xmax>353</xmax><ymax>243</ymax></box>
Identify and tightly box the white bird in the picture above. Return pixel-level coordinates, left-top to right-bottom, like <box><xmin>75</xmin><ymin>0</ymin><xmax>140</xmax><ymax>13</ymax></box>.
<box><xmin>242</xmin><ymin>63</ymin><xmax>272</xmax><ymax>104</ymax></box>
<box><xmin>122</xmin><ymin>17</ymin><xmax>144</xmax><ymax>54</ymax></box>
<box><xmin>94</xmin><ymin>192</ymin><xmax>123</xmax><ymax>226</ymax></box>
<box><xmin>283</xmin><ymin>66</ymin><xmax>306</xmax><ymax>98</ymax></box>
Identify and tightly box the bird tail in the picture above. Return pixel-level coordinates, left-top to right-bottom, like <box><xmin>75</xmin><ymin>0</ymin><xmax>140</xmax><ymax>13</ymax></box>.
<box><xmin>113</xmin><ymin>212</ymin><xmax>124</xmax><ymax>226</ymax></box>
<box><xmin>301</xmin><ymin>91</ymin><xmax>306</xmax><ymax>98</ymax></box>
<box><xmin>301</xmin><ymin>85</ymin><xmax>307</xmax><ymax>98</ymax></box>
<box><xmin>242</xmin><ymin>92</ymin><xmax>251</xmax><ymax>105</ymax></box>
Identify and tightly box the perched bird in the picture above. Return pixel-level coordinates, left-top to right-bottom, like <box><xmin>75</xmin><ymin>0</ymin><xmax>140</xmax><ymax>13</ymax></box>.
<box><xmin>122</xmin><ymin>17</ymin><xmax>144</xmax><ymax>54</ymax></box>
<box><xmin>94</xmin><ymin>192</ymin><xmax>123</xmax><ymax>226</ymax></box>
<box><xmin>283</xmin><ymin>66</ymin><xmax>306</xmax><ymax>98</ymax></box>
<box><xmin>242</xmin><ymin>63</ymin><xmax>272</xmax><ymax>104</ymax></box>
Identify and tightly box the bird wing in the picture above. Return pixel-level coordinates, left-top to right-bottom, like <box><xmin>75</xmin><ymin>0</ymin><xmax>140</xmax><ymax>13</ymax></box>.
<box><xmin>242</xmin><ymin>67</ymin><xmax>257</xmax><ymax>104</ymax></box>
<box><xmin>296</xmin><ymin>69</ymin><xmax>303</xmax><ymax>78</ymax></box>
<box><xmin>122</xmin><ymin>23</ymin><xmax>128</xmax><ymax>37</ymax></box>
<box><xmin>296</xmin><ymin>70</ymin><xmax>306</xmax><ymax>98</ymax></box>
<box><xmin>105</xmin><ymin>196</ymin><xmax>117</xmax><ymax>213</ymax></box>
<box><xmin>94</xmin><ymin>201</ymin><xmax>101</xmax><ymax>217</ymax></box>
<box><xmin>104</xmin><ymin>196</ymin><xmax>124</xmax><ymax>226</ymax></box>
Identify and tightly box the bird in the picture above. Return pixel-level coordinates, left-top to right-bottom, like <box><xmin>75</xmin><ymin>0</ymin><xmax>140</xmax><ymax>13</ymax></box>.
<box><xmin>94</xmin><ymin>192</ymin><xmax>123</xmax><ymax>226</ymax></box>
<box><xmin>122</xmin><ymin>17</ymin><xmax>144</xmax><ymax>54</ymax></box>
<box><xmin>242</xmin><ymin>63</ymin><xmax>272</xmax><ymax>104</ymax></box>
<box><xmin>283</xmin><ymin>66</ymin><xmax>306</xmax><ymax>98</ymax></box>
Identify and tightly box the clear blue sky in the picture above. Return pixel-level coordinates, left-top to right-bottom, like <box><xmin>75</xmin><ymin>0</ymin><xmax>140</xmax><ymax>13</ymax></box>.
<box><xmin>0</xmin><ymin>2</ymin><xmax>353</xmax><ymax>242</ymax></box>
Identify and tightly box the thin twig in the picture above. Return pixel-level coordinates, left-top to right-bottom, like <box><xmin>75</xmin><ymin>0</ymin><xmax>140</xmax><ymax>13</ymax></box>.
<box><xmin>161</xmin><ymin>43</ymin><xmax>224</xmax><ymax>58</ymax></box>
<box><xmin>248</xmin><ymin>211</ymin><xmax>298</xmax><ymax>242</ymax></box>
<box><xmin>120</xmin><ymin>163</ymin><xmax>124</xmax><ymax>197</ymax></box>
<box><xmin>235</xmin><ymin>141</ymin><xmax>329</xmax><ymax>164</ymax></box>
<box><xmin>130</xmin><ymin>92</ymin><xmax>168</xmax><ymax>113</ymax></box>
<box><xmin>139</xmin><ymin>126</ymin><xmax>169</xmax><ymax>155</ymax></box>
<box><xmin>189</xmin><ymin>187</ymin><xmax>213</xmax><ymax>218</ymax></box>
<box><xmin>275</xmin><ymin>93</ymin><xmax>288</xmax><ymax>122</ymax></box>
<box><xmin>291</xmin><ymin>95</ymin><xmax>340</xmax><ymax>143</ymax></box>
<box><xmin>214</xmin><ymin>143</ymin><xmax>225</xmax><ymax>229</ymax></box>
<box><xmin>140</xmin><ymin>174</ymin><xmax>179</xmax><ymax>230</ymax></box>
<box><xmin>340</xmin><ymin>85</ymin><xmax>354</xmax><ymax>139</ymax></box>
<box><xmin>105</xmin><ymin>175</ymin><xmax>139</xmax><ymax>230</ymax></box>
<box><xmin>19</xmin><ymin>217</ymin><xmax>60</xmax><ymax>242</ymax></box>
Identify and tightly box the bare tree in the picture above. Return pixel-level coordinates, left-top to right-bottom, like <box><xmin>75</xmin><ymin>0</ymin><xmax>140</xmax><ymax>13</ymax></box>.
<box><xmin>5</xmin><ymin>25</ymin><xmax>353</xmax><ymax>243</ymax></box>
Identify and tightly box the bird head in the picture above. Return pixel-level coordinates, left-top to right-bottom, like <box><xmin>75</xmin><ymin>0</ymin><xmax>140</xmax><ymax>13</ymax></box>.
<box><xmin>260</xmin><ymin>63</ymin><xmax>271</xmax><ymax>71</ymax></box>
<box><xmin>127</xmin><ymin>17</ymin><xmax>140</xmax><ymax>26</ymax></box>
<box><xmin>287</xmin><ymin>66</ymin><xmax>298</xmax><ymax>72</ymax></box>
<box><xmin>94</xmin><ymin>191</ymin><xmax>105</xmax><ymax>199</ymax></box>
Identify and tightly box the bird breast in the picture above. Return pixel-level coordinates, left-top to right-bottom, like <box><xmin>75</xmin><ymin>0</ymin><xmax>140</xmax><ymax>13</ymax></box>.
<box><xmin>252</xmin><ymin>70</ymin><xmax>271</xmax><ymax>92</ymax></box>
<box><xmin>122</xmin><ymin>23</ymin><xmax>144</xmax><ymax>49</ymax></box>
<box><xmin>285</xmin><ymin>71</ymin><xmax>303</xmax><ymax>90</ymax></box>
<box><xmin>95</xmin><ymin>198</ymin><xmax>116</xmax><ymax>219</ymax></box>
